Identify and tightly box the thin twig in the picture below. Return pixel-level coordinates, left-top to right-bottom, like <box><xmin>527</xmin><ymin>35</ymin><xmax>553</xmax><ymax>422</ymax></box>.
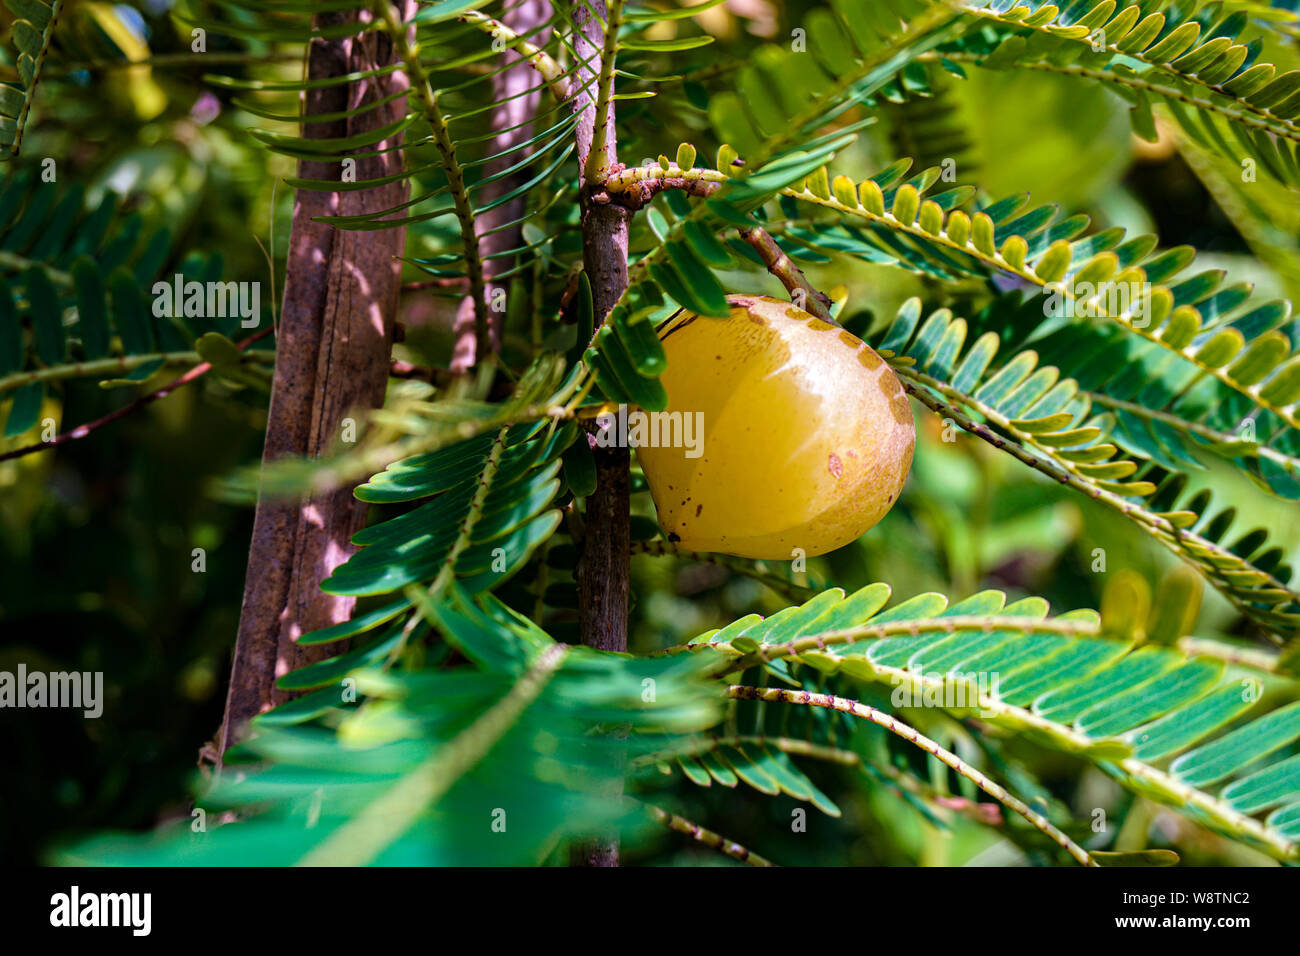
<box><xmin>402</xmin><ymin>277</ymin><xmax>469</xmax><ymax>291</ymax></box>
<box><xmin>388</xmin><ymin>359</ymin><xmax>445</xmax><ymax>380</ymax></box>
<box><xmin>643</xmin><ymin>803</ymin><xmax>776</xmax><ymax>866</ymax></box>
<box><xmin>725</xmin><ymin>684</ymin><xmax>1098</xmax><ymax>866</ymax></box>
<box><xmin>0</xmin><ymin>326</ymin><xmax>274</xmax><ymax>463</ymax></box>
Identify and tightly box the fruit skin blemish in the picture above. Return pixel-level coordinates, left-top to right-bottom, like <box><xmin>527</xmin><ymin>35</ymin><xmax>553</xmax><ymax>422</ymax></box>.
<box><xmin>638</xmin><ymin>294</ymin><xmax>915</xmax><ymax>560</ymax></box>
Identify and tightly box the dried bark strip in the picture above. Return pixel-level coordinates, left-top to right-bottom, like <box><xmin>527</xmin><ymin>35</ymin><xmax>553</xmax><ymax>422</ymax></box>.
<box><xmin>220</xmin><ymin>4</ymin><xmax>412</xmax><ymax>756</ymax></box>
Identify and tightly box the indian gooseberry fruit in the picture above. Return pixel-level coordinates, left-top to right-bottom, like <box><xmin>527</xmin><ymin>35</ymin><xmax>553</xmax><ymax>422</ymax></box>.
<box><xmin>637</xmin><ymin>294</ymin><xmax>914</xmax><ymax>560</ymax></box>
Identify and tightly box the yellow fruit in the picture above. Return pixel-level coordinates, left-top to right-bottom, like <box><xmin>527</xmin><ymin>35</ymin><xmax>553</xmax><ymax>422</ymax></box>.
<box><xmin>637</xmin><ymin>294</ymin><xmax>914</xmax><ymax>559</ymax></box>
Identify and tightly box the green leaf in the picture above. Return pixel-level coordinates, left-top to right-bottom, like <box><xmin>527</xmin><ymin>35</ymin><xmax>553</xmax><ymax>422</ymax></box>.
<box><xmin>195</xmin><ymin>332</ymin><xmax>244</xmax><ymax>368</ymax></box>
<box><xmin>1172</xmin><ymin>702</ymin><xmax>1300</xmax><ymax>788</ymax></box>
<box><xmin>621</xmin><ymin>36</ymin><xmax>714</xmax><ymax>52</ymax></box>
<box><xmin>3</xmin><ymin>379</ymin><xmax>41</xmax><ymax>435</ymax></box>
<box><xmin>410</xmin><ymin>0</ymin><xmax>484</xmax><ymax>25</ymax></box>
<box><xmin>562</xmin><ymin>437</ymin><xmax>597</xmax><ymax>498</ymax></box>
<box><xmin>70</xmin><ymin>258</ymin><xmax>109</xmax><ymax>360</ymax></box>
<box><xmin>682</xmin><ymin>585</ymin><xmax>1299</xmax><ymax>858</ymax></box>
<box><xmin>24</xmin><ymin>265</ymin><xmax>63</xmax><ymax>364</ymax></box>
<box><xmin>0</xmin><ymin>278</ymin><xmax>21</xmax><ymax>374</ymax></box>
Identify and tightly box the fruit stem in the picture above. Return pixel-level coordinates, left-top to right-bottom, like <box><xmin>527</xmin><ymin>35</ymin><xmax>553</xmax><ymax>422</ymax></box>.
<box><xmin>737</xmin><ymin>227</ymin><xmax>834</xmax><ymax>320</ymax></box>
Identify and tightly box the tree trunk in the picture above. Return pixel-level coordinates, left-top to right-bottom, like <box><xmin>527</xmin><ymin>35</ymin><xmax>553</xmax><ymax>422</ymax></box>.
<box><xmin>220</xmin><ymin>4</ymin><xmax>413</xmax><ymax>756</ymax></box>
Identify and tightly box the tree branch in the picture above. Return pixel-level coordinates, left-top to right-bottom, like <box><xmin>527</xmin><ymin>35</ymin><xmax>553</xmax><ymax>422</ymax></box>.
<box><xmin>583</xmin><ymin>0</ymin><xmax>624</xmax><ymax>183</ymax></box>
<box><xmin>571</xmin><ymin>0</ymin><xmax>630</xmax><ymax>868</ymax></box>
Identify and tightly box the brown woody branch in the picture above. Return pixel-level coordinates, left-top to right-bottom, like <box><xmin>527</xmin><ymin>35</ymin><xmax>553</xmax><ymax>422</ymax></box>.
<box><xmin>570</xmin><ymin>0</ymin><xmax>630</xmax><ymax>870</ymax></box>
<box><xmin>590</xmin><ymin>171</ymin><xmax>722</xmax><ymax>210</ymax></box>
<box><xmin>592</xmin><ymin>163</ymin><xmax>832</xmax><ymax>320</ymax></box>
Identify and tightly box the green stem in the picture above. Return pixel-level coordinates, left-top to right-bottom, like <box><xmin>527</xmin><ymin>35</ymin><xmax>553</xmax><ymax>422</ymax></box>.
<box><xmin>584</xmin><ymin>0</ymin><xmax>625</xmax><ymax>182</ymax></box>
<box><xmin>0</xmin><ymin>251</ymin><xmax>71</xmax><ymax>287</ymax></box>
<box><xmin>4</xmin><ymin>0</ymin><xmax>64</xmax><ymax>159</ymax></box>
<box><xmin>0</xmin><ymin>349</ymin><xmax>270</xmax><ymax>396</ymax></box>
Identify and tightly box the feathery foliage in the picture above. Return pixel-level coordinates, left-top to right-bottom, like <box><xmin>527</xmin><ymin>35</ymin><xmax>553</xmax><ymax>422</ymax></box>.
<box><xmin>666</xmin><ymin>583</ymin><xmax>1300</xmax><ymax>860</ymax></box>
<box><xmin>0</xmin><ymin>171</ymin><xmax>271</xmax><ymax>436</ymax></box>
